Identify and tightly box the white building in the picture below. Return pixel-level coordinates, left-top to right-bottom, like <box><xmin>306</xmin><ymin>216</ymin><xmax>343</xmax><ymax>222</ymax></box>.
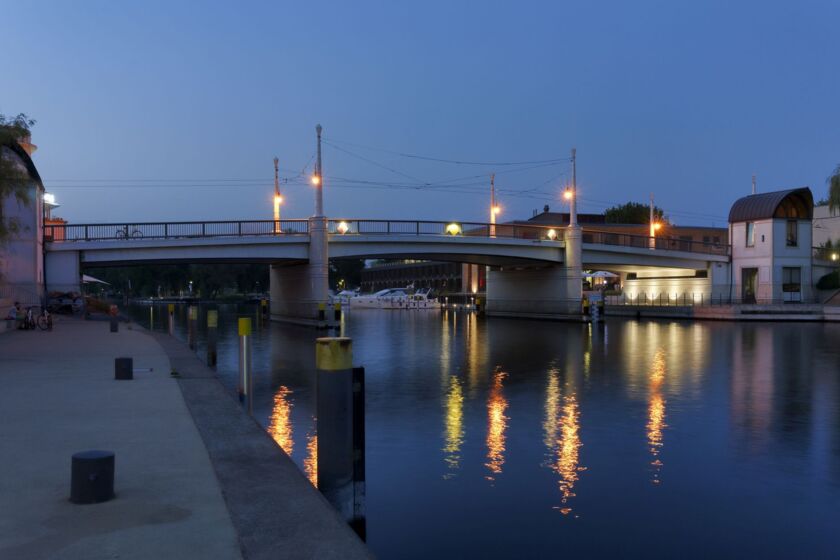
<box><xmin>0</xmin><ymin>134</ymin><xmax>46</xmax><ymax>305</ymax></box>
<box><xmin>728</xmin><ymin>187</ymin><xmax>814</xmax><ymax>303</ymax></box>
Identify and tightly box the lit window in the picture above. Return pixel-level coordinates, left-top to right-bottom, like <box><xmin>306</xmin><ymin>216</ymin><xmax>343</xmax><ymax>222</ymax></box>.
<box><xmin>746</xmin><ymin>222</ymin><xmax>755</xmax><ymax>247</ymax></box>
<box><xmin>786</xmin><ymin>220</ymin><xmax>797</xmax><ymax>247</ymax></box>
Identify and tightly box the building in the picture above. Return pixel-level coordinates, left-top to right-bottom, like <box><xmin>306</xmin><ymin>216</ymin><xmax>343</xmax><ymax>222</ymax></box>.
<box><xmin>360</xmin><ymin>260</ymin><xmax>485</xmax><ymax>296</ymax></box>
<box><xmin>0</xmin><ymin>133</ymin><xmax>47</xmax><ymax>305</ymax></box>
<box><xmin>728</xmin><ymin>187</ymin><xmax>815</xmax><ymax>303</ymax></box>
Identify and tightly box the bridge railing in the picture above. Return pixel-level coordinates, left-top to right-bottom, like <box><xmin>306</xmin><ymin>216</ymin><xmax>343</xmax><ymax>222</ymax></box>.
<box><xmin>326</xmin><ymin>219</ymin><xmax>564</xmax><ymax>241</ymax></box>
<box><xmin>581</xmin><ymin>229</ymin><xmax>731</xmax><ymax>256</ymax></box>
<box><xmin>45</xmin><ymin>220</ymin><xmax>310</xmax><ymax>242</ymax></box>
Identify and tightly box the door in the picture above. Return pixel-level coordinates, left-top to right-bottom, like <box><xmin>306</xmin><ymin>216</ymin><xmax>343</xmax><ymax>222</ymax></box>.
<box><xmin>741</xmin><ymin>268</ymin><xmax>758</xmax><ymax>303</ymax></box>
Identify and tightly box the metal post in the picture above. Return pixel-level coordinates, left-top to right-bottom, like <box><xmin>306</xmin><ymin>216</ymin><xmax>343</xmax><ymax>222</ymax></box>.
<box><xmin>167</xmin><ymin>303</ymin><xmax>175</xmax><ymax>335</ymax></box>
<box><xmin>351</xmin><ymin>366</ymin><xmax>366</xmax><ymax>539</ymax></box>
<box><xmin>207</xmin><ymin>310</ymin><xmax>218</xmax><ymax>367</ymax></box>
<box><xmin>315</xmin><ymin>124</ymin><xmax>324</xmax><ymax>217</ymax></box>
<box><xmin>238</xmin><ymin>318</ymin><xmax>253</xmax><ymax>414</ymax></box>
<box><xmin>188</xmin><ymin>305</ymin><xmax>198</xmax><ymax>350</ymax></box>
<box><xmin>316</xmin><ymin>337</ymin><xmax>355</xmax><ymax>523</ymax></box>
<box><xmin>318</xmin><ymin>302</ymin><xmax>327</xmax><ymax>329</ymax></box>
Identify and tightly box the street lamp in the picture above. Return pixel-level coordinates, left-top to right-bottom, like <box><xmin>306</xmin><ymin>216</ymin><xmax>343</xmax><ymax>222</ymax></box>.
<box><xmin>563</xmin><ymin>189</ymin><xmax>573</xmax><ymax>201</ymax></box>
<box><xmin>311</xmin><ymin>174</ymin><xmax>321</xmax><ymax>186</ymax></box>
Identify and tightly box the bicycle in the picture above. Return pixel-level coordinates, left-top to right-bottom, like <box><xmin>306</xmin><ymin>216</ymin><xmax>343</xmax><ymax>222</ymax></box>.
<box><xmin>37</xmin><ymin>307</ymin><xmax>53</xmax><ymax>331</ymax></box>
<box><xmin>115</xmin><ymin>225</ymin><xmax>143</xmax><ymax>239</ymax></box>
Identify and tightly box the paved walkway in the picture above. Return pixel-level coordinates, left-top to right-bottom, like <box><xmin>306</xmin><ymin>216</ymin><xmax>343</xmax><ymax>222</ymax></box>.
<box><xmin>0</xmin><ymin>318</ymin><xmax>242</xmax><ymax>559</ymax></box>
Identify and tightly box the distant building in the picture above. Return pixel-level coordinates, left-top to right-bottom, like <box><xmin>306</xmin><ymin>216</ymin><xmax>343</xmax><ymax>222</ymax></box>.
<box><xmin>360</xmin><ymin>260</ymin><xmax>484</xmax><ymax>296</ymax></box>
<box><xmin>0</xmin><ymin>133</ymin><xmax>47</xmax><ymax>305</ymax></box>
<box><xmin>728</xmin><ymin>187</ymin><xmax>814</xmax><ymax>303</ymax></box>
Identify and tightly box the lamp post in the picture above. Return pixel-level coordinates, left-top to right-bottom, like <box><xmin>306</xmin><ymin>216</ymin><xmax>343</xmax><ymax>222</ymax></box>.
<box><xmin>490</xmin><ymin>173</ymin><xmax>500</xmax><ymax>237</ymax></box>
<box><xmin>314</xmin><ymin>124</ymin><xmax>323</xmax><ymax>217</ymax></box>
<box><xmin>273</xmin><ymin>157</ymin><xmax>283</xmax><ymax>233</ymax></box>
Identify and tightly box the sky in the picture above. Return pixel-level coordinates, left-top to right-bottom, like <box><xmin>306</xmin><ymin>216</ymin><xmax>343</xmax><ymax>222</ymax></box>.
<box><xmin>2</xmin><ymin>0</ymin><xmax>839</xmax><ymax>227</ymax></box>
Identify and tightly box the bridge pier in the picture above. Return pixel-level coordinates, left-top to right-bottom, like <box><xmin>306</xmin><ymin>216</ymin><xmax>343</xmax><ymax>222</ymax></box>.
<box><xmin>485</xmin><ymin>265</ymin><xmax>582</xmax><ymax>319</ymax></box>
<box><xmin>269</xmin><ymin>216</ymin><xmax>330</xmax><ymax>325</ymax></box>
<box><xmin>45</xmin><ymin>250</ymin><xmax>81</xmax><ymax>295</ymax></box>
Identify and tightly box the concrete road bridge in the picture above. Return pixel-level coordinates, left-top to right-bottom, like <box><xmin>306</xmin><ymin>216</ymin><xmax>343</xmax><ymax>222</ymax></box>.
<box><xmin>45</xmin><ymin>218</ymin><xmax>731</xmax><ymax>322</ymax></box>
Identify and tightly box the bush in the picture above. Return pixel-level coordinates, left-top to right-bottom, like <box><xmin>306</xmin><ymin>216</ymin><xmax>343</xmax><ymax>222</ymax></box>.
<box><xmin>817</xmin><ymin>270</ymin><xmax>840</xmax><ymax>290</ymax></box>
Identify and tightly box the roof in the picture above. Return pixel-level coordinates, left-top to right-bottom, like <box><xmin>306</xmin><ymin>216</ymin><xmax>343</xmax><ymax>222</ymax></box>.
<box><xmin>728</xmin><ymin>187</ymin><xmax>813</xmax><ymax>223</ymax></box>
<box><xmin>524</xmin><ymin>212</ymin><xmax>606</xmax><ymax>225</ymax></box>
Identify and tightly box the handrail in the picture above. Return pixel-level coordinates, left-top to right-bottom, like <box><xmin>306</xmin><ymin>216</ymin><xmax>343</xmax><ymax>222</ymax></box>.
<box><xmin>45</xmin><ymin>218</ymin><xmax>731</xmax><ymax>256</ymax></box>
<box><xmin>45</xmin><ymin>220</ymin><xmax>309</xmax><ymax>242</ymax></box>
<box><xmin>326</xmin><ymin>219</ymin><xmax>563</xmax><ymax>241</ymax></box>
<box><xmin>580</xmin><ymin>228</ymin><xmax>731</xmax><ymax>256</ymax></box>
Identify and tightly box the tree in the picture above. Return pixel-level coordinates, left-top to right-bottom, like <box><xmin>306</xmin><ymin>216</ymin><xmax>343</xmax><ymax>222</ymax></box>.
<box><xmin>0</xmin><ymin>113</ymin><xmax>36</xmax><ymax>240</ymax></box>
<box><xmin>828</xmin><ymin>164</ymin><xmax>840</xmax><ymax>216</ymax></box>
<box><xmin>604</xmin><ymin>201</ymin><xmax>667</xmax><ymax>224</ymax></box>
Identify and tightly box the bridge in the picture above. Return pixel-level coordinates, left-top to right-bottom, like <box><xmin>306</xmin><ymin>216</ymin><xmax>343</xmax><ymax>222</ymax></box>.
<box><xmin>45</xmin><ymin>217</ymin><xmax>731</xmax><ymax>322</ymax></box>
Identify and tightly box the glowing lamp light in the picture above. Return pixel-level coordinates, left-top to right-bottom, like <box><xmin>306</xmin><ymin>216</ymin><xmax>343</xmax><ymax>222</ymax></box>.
<box><xmin>653</xmin><ymin>223</ymin><xmax>662</xmax><ymax>231</ymax></box>
<box><xmin>446</xmin><ymin>223</ymin><xmax>462</xmax><ymax>235</ymax></box>
<box><xmin>563</xmin><ymin>189</ymin><xmax>573</xmax><ymax>200</ymax></box>
<box><xmin>336</xmin><ymin>221</ymin><xmax>350</xmax><ymax>234</ymax></box>
<box><xmin>492</xmin><ymin>205</ymin><xmax>501</xmax><ymax>215</ymax></box>
<box><xmin>547</xmin><ymin>229</ymin><xmax>558</xmax><ymax>240</ymax></box>
<box><xmin>43</xmin><ymin>193</ymin><xmax>56</xmax><ymax>205</ymax></box>
<box><xmin>310</xmin><ymin>174</ymin><xmax>321</xmax><ymax>186</ymax></box>
<box><xmin>832</xmin><ymin>253</ymin><xmax>839</xmax><ymax>261</ymax></box>
<box><xmin>274</xmin><ymin>194</ymin><xmax>283</xmax><ymax>205</ymax></box>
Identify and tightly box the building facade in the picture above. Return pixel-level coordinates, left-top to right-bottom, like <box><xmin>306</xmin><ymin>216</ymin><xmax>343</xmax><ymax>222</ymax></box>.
<box><xmin>728</xmin><ymin>188</ymin><xmax>814</xmax><ymax>303</ymax></box>
<box><xmin>0</xmin><ymin>134</ymin><xmax>46</xmax><ymax>305</ymax></box>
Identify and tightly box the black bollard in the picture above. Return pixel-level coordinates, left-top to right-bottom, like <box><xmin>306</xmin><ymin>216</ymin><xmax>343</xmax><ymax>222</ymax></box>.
<box><xmin>188</xmin><ymin>306</ymin><xmax>198</xmax><ymax>350</ymax></box>
<box><xmin>110</xmin><ymin>317</ymin><xmax>119</xmax><ymax>333</ymax></box>
<box><xmin>316</xmin><ymin>337</ymin><xmax>354</xmax><ymax>522</ymax></box>
<box><xmin>114</xmin><ymin>357</ymin><xmax>133</xmax><ymax>380</ymax></box>
<box><xmin>207</xmin><ymin>310</ymin><xmax>218</xmax><ymax>367</ymax></box>
<box><xmin>351</xmin><ymin>366</ymin><xmax>366</xmax><ymax>539</ymax></box>
<box><xmin>70</xmin><ymin>450</ymin><xmax>115</xmax><ymax>504</ymax></box>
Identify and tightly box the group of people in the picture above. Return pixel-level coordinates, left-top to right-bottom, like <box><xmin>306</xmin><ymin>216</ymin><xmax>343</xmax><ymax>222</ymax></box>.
<box><xmin>5</xmin><ymin>302</ymin><xmax>29</xmax><ymax>329</ymax></box>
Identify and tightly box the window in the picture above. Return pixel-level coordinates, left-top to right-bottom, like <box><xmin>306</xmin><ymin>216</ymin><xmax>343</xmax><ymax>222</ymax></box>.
<box><xmin>782</xmin><ymin>267</ymin><xmax>801</xmax><ymax>302</ymax></box>
<box><xmin>746</xmin><ymin>222</ymin><xmax>755</xmax><ymax>247</ymax></box>
<box><xmin>786</xmin><ymin>220</ymin><xmax>798</xmax><ymax>247</ymax></box>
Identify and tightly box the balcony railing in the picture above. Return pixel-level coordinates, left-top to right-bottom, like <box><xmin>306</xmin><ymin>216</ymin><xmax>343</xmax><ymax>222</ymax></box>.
<box><xmin>45</xmin><ymin>220</ymin><xmax>309</xmax><ymax>242</ymax></box>
<box><xmin>581</xmin><ymin>229</ymin><xmax>731</xmax><ymax>256</ymax></box>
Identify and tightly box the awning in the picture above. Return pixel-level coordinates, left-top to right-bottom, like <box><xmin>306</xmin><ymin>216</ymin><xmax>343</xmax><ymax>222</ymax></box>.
<box><xmin>82</xmin><ymin>274</ymin><xmax>110</xmax><ymax>285</ymax></box>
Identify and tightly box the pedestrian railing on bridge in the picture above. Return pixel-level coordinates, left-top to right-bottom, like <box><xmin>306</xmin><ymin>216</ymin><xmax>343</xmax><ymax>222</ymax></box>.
<box><xmin>325</xmin><ymin>219</ymin><xmax>562</xmax><ymax>241</ymax></box>
<box><xmin>581</xmin><ymin>229</ymin><xmax>730</xmax><ymax>256</ymax></box>
<box><xmin>45</xmin><ymin>219</ymin><xmax>734</xmax><ymax>257</ymax></box>
<box><xmin>44</xmin><ymin>220</ymin><xmax>310</xmax><ymax>242</ymax></box>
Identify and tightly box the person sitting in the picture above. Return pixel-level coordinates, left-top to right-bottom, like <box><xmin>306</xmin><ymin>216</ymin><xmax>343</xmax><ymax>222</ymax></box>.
<box><xmin>6</xmin><ymin>302</ymin><xmax>23</xmax><ymax>328</ymax></box>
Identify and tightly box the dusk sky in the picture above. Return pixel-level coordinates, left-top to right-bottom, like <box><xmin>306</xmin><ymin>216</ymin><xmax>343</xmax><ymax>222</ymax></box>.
<box><xmin>2</xmin><ymin>0</ymin><xmax>838</xmax><ymax>226</ymax></box>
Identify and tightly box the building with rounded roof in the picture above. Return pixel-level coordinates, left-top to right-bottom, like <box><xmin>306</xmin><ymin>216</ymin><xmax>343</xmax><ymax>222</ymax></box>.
<box><xmin>728</xmin><ymin>187</ymin><xmax>814</xmax><ymax>303</ymax></box>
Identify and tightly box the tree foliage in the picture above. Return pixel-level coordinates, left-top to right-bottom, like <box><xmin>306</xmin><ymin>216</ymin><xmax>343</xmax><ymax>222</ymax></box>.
<box><xmin>828</xmin><ymin>164</ymin><xmax>840</xmax><ymax>216</ymax></box>
<box><xmin>0</xmin><ymin>113</ymin><xmax>36</xmax><ymax>240</ymax></box>
<box><xmin>84</xmin><ymin>263</ymin><xmax>270</xmax><ymax>299</ymax></box>
<box><xmin>604</xmin><ymin>201</ymin><xmax>667</xmax><ymax>224</ymax></box>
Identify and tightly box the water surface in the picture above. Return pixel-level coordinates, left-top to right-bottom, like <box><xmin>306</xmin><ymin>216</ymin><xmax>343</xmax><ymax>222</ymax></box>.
<box><xmin>134</xmin><ymin>304</ymin><xmax>840</xmax><ymax>559</ymax></box>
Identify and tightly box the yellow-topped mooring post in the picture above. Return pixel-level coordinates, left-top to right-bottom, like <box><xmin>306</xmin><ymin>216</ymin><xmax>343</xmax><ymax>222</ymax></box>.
<box><xmin>315</xmin><ymin>337</ymin><xmax>358</xmax><ymax>525</ymax></box>
<box><xmin>238</xmin><ymin>317</ymin><xmax>253</xmax><ymax>414</ymax></box>
<box><xmin>167</xmin><ymin>303</ymin><xmax>175</xmax><ymax>335</ymax></box>
<box><xmin>206</xmin><ymin>309</ymin><xmax>218</xmax><ymax>367</ymax></box>
<box><xmin>188</xmin><ymin>305</ymin><xmax>198</xmax><ymax>350</ymax></box>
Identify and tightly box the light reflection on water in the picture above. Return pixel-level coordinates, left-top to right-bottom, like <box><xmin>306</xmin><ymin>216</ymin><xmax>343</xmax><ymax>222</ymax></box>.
<box><xmin>484</xmin><ymin>369</ymin><xmax>508</xmax><ymax>481</ymax></box>
<box><xmin>133</xmin><ymin>303</ymin><xmax>840</xmax><ymax>559</ymax></box>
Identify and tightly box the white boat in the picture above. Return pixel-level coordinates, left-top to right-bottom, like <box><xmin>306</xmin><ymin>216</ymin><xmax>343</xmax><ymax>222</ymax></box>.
<box><xmin>349</xmin><ymin>287</ymin><xmax>441</xmax><ymax>309</ymax></box>
<box><xmin>329</xmin><ymin>289</ymin><xmax>358</xmax><ymax>305</ymax></box>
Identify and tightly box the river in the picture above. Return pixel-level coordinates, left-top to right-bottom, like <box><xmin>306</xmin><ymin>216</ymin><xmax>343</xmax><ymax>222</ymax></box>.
<box><xmin>130</xmin><ymin>303</ymin><xmax>840</xmax><ymax>559</ymax></box>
